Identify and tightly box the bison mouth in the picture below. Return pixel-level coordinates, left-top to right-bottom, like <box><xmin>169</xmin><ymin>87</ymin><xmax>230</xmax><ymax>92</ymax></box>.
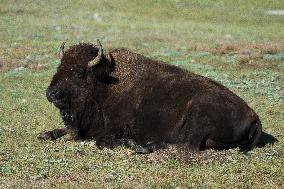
<box><xmin>52</xmin><ymin>99</ymin><xmax>66</xmax><ymax>108</ymax></box>
<box><xmin>46</xmin><ymin>94</ymin><xmax>68</xmax><ymax>108</ymax></box>
<box><xmin>46</xmin><ymin>88</ymin><xmax>68</xmax><ymax>108</ymax></box>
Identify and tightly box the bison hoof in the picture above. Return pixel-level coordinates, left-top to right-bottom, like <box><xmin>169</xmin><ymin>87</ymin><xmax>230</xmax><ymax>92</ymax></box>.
<box><xmin>38</xmin><ymin>131</ymin><xmax>54</xmax><ymax>140</ymax></box>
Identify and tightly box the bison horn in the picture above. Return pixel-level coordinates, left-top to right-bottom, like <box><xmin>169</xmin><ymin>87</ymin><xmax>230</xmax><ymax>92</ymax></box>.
<box><xmin>88</xmin><ymin>39</ymin><xmax>103</xmax><ymax>67</ymax></box>
<box><xmin>59</xmin><ymin>41</ymin><xmax>67</xmax><ymax>59</ymax></box>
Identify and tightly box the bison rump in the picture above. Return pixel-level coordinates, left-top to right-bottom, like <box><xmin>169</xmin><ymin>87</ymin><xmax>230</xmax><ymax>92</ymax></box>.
<box><xmin>129</xmin><ymin>73</ymin><xmax>261</xmax><ymax>151</ymax></box>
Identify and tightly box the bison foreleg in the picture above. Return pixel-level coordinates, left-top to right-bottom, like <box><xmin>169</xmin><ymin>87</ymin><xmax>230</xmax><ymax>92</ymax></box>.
<box><xmin>38</xmin><ymin>127</ymin><xmax>77</xmax><ymax>140</ymax></box>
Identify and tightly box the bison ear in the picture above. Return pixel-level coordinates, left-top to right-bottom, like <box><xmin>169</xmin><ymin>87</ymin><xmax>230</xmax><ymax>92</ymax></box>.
<box><xmin>88</xmin><ymin>40</ymin><xmax>114</xmax><ymax>81</ymax></box>
<box><xmin>59</xmin><ymin>41</ymin><xmax>67</xmax><ymax>60</ymax></box>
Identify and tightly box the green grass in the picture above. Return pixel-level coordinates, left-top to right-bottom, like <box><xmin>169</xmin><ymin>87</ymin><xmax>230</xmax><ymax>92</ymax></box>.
<box><xmin>0</xmin><ymin>0</ymin><xmax>284</xmax><ymax>188</ymax></box>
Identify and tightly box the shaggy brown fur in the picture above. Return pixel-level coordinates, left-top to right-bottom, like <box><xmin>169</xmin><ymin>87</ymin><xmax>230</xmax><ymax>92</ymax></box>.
<box><xmin>39</xmin><ymin>42</ymin><xmax>262</xmax><ymax>153</ymax></box>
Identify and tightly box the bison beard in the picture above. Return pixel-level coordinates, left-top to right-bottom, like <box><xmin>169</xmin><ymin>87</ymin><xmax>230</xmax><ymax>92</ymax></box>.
<box><xmin>38</xmin><ymin>40</ymin><xmax>262</xmax><ymax>154</ymax></box>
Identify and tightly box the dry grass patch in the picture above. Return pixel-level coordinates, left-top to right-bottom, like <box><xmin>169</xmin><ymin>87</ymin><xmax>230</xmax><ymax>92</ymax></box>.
<box><xmin>187</xmin><ymin>40</ymin><xmax>284</xmax><ymax>56</ymax></box>
<box><xmin>143</xmin><ymin>145</ymin><xmax>233</xmax><ymax>166</ymax></box>
<box><xmin>0</xmin><ymin>58</ymin><xmax>48</xmax><ymax>72</ymax></box>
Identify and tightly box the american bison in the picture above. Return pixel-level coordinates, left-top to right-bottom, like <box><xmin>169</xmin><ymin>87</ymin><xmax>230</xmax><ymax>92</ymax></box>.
<box><xmin>39</xmin><ymin>40</ymin><xmax>262</xmax><ymax>153</ymax></box>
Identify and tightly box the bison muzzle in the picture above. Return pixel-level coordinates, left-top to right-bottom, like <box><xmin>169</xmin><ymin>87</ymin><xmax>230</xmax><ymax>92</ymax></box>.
<box><xmin>39</xmin><ymin>40</ymin><xmax>262</xmax><ymax>153</ymax></box>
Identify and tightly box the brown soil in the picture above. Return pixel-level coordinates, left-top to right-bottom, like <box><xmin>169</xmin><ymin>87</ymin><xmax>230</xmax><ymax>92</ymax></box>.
<box><xmin>187</xmin><ymin>40</ymin><xmax>284</xmax><ymax>56</ymax></box>
<box><xmin>0</xmin><ymin>58</ymin><xmax>48</xmax><ymax>72</ymax></box>
<box><xmin>143</xmin><ymin>145</ymin><xmax>232</xmax><ymax>165</ymax></box>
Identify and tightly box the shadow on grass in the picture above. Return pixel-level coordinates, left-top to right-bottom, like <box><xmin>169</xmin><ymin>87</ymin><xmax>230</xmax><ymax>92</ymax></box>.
<box><xmin>239</xmin><ymin>132</ymin><xmax>277</xmax><ymax>153</ymax></box>
<box><xmin>257</xmin><ymin>132</ymin><xmax>278</xmax><ymax>148</ymax></box>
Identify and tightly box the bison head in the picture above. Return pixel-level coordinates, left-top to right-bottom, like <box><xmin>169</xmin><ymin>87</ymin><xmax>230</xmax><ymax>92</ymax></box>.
<box><xmin>46</xmin><ymin>40</ymin><xmax>114</xmax><ymax>126</ymax></box>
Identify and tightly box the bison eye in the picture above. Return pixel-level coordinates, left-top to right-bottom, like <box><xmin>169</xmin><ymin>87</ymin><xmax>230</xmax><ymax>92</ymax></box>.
<box><xmin>76</xmin><ymin>69</ymin><xmax>85</xmax><ymax>79</ymax></box>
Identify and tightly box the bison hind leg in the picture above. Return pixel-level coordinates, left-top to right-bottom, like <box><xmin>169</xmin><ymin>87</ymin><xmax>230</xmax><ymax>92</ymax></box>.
<box><xmin>125</xmin><ymin>139</ymin><xmax>166</xmax><ymax>154</ymax></box>
<box><xmin>183</xmin><ymin>132</ymin><xmax>210</xmax><ymax>152</ymax></box>
<box><xmin>186</xmin><ymin>138</ymin><xmax>206</xmax><ymax>152</ymax></box>
<box><xmin>125</xmin><ymin>139</ymin><xmax>151</xmax><ymax>154</ymax></box>
<box><xmin>205</xmin><ymin>139</ymin><xmax>236</xmax><ymax>150</ymax></box>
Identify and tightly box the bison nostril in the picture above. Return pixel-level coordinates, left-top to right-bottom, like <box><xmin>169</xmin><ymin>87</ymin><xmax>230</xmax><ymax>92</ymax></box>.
<box><xmin>50</xmin><ymin>90</ymin><xmax>58</xmax><ymax>96</ymax></box>
<box><xmin>47</xmin><ymin>89</ymin><xmax>61</xmax><ymax>100</ymax></box>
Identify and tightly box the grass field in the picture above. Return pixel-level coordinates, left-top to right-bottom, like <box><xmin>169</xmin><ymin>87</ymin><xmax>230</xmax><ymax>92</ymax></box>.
<box><xmin>0</xmin><ymin>0</ymin><xmax>284</xmax><ymax>188</ymax></box>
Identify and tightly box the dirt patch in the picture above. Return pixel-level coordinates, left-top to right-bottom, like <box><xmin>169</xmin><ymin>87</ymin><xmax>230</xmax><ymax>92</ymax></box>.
<box><xmin>187</xmin><ymin>40</ymin><xmax>284</xmax><ymax>70</ymax></box>
<box><xmin>236</xmin><ymin>60</ymin><xmax>283</xmax><ymax>71</ymax></box>
<box><xmin>0</xmin><ymin>179</ymin><xmax>53</xmax><ymax>189</ymax></box>
<box><xmin>143</xmin><ymin>145</ymin><xmax>233</xmax><ymax>165</ymax></box>
<box><xmin>187</xmin><ymin>40</ymin><xmax>284</xmax><ymax>56</ymax></box>
<box><xmin>0</xmin><ymin>58</ymin><xmax>48</xmax><ymax>72</ymax></box>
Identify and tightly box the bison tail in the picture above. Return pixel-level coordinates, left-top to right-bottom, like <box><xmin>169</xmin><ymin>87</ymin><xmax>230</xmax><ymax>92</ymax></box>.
<box><xmin>243</xmin><ymin>119</ymin><xmax>262</xmax><ymax>150</ymax></box>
